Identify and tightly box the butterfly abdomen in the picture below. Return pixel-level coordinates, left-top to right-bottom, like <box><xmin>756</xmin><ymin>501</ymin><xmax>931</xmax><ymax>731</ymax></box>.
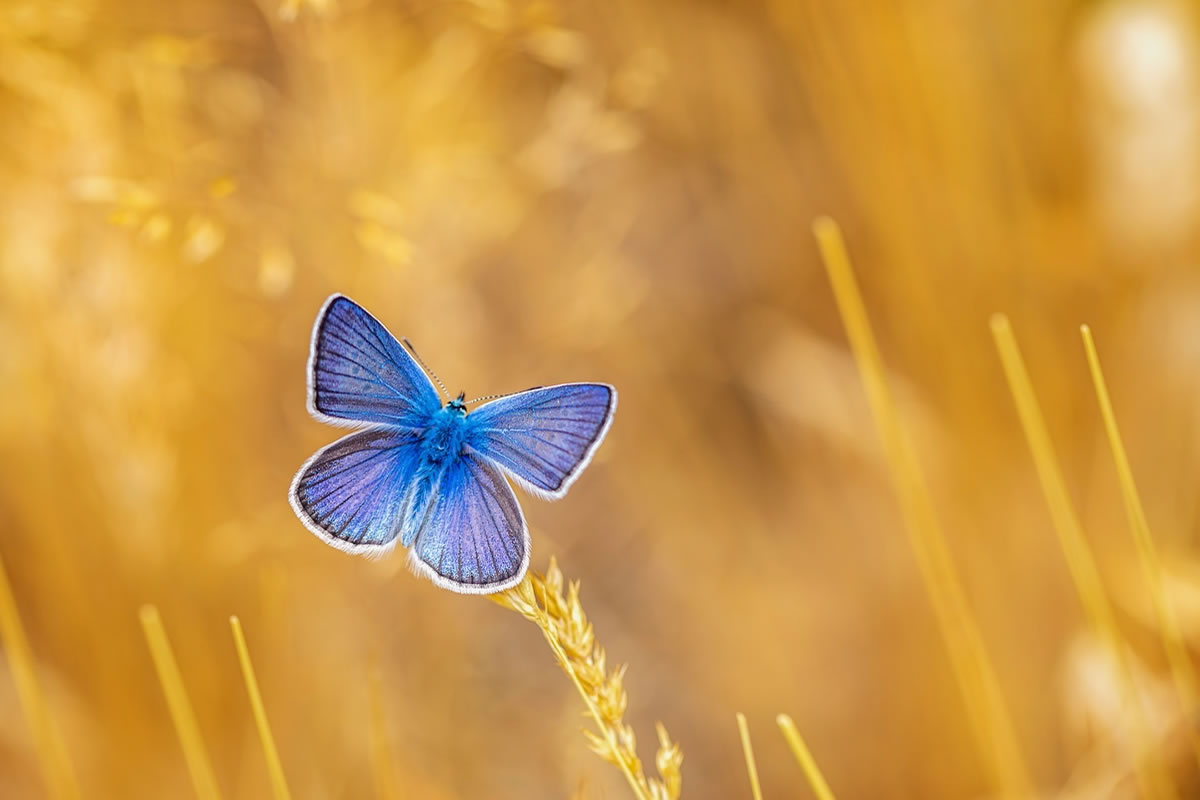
<box><xmin>398</xmin><ymin>410</ymin><xmax>472</xmax><ymax>547</ymax></box>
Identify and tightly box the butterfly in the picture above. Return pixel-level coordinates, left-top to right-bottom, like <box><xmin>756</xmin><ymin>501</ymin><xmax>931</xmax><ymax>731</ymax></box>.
<box><xmin>288</xmin><ymin>295</ymin><xmax>617</xmax><ymax>594</ymax></box>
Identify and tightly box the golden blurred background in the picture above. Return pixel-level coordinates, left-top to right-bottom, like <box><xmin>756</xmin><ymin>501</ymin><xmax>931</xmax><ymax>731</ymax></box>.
<box><xmin>5</xmin><ymin>0</ymin><xmax>1200</xmax><ymax>797</ymax></box>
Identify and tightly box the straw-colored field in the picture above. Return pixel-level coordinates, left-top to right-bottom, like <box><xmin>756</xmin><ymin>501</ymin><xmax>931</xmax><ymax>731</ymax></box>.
<box><xmin>3</xmin><ymin>1</ymin><xmax>1200</xmax><ymax>797</ymax></box>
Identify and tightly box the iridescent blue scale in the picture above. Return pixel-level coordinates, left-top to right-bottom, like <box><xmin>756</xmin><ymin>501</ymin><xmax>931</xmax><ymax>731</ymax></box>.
<box><xmin>289</xmin><ymin>295</ymin><xmax>616</xmax><ymax>594</ymax></box>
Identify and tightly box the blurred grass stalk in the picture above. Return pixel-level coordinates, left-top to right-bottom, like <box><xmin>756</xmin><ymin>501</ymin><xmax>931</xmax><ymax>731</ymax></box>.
<box><xmin>141</xmin><ymin>610</ymin><xmax>306</xmax><ymax>800</ymax></box>
<box><xmin>493</xmin><ymin>558</ymin><xmax>682</xmax><ymax>800</ymax></box>
<box><xmin>740</xmin><ymin>712</ymin><xmax>841</xmax><ymax>799</ymax></box>
<box><xmin>139</xmin><ymin>605</ymin><xmax>223</xmax><ymax>800</ymax></box>
<box><xmin>777</xmin><ymin>714</ymin><xmax>838</xmax><ymax>800</ymax></box>
<box><xmin>1080</xmin><ymin>326</ymin><xmax>1200</xmax><ymax>773</ymax></box>
<box><xmin>230</xmin><ymin>616</ymin><xmax>293</xmax><ymax>800</ymax></box>
<box><xmin>813</xmin><ymin>217</ymin><xmax>1033</xmax><ymax>797</ymax></box>
<box><xmin>991</xmin><ymin>316</ymin><xmax>1176</xmax><ymax>800</ymax></box>
<box><xmin>0</xmin><ymin>548</ymin><xmax>80</xmax><ymax>800</ymax></box>
<box><xmin>817</xmin><ymin>212</ymin><xmax>1200</xmax><ymax>796</ymax></box>
<box><xmin>736</xmin><ymin>713</ymin><xmax>764</xmax><ymax>800</ymax></box>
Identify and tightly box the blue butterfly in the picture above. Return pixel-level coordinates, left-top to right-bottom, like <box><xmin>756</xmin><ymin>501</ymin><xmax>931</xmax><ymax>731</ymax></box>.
<box><xmin>289</xmin><ymin>295</ymin><xmax>617</xmax><ymax>594</ymax></box>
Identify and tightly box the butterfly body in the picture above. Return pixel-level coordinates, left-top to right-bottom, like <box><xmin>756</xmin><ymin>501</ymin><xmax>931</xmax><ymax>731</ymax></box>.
<box><xmin>290</xmin><ymin>295</ymin><xmax>616</xmax><ymax>594</ymax></box>
<box><xmin>401</xmin><ymin>400</ymin><xmax>472</xmax><ymax>546</ymax></box>
<box><xmin>421</xmin><ymin>400</ymin><xmax>470</xmax><ymax>464</ymax></box>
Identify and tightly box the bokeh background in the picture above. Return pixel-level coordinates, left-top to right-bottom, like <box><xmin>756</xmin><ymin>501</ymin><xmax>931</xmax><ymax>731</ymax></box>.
<box><xmin>4</xmin><ymin>0</ymin><xmax>1200</xmax><ymax>797</ymax></box>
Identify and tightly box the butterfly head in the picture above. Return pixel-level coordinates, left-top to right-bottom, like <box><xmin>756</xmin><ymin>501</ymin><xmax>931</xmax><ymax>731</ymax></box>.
<box><xmin>445</xmin><ymin>392</ymin><xmax>468</xmax><ymax>416</ymax></box>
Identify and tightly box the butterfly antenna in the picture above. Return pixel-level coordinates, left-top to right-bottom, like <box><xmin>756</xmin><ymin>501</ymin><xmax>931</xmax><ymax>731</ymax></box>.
<box><xmin>465</xmin><ymin>386</ymin><xmax>543</xmax><ymax>405</ymax></box>
<box><xmin>402</xmin><ymin>338</ymin><xmax>450</xmax><ymax>400</ymax></box>
<box><xmin>465</xmin><ymin>393</ymin><xmax>506</xmax><ymax>405</ymax></box>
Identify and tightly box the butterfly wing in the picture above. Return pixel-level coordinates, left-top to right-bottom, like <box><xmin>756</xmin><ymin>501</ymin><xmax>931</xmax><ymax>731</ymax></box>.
<box><xmin>466</xmin><ymin>383</ymin><xmax>616</xmax><ymax>499</ymax></box>
<box><xmin>290</xmin><ymin>426</ymin><xmax>424</xmax><ymax>554</ymax></box>
<box><xmin>408</xmin><ymin>452</ymin><xmax>529</xmax><ymax>593</ymax></box>
<box><xmin>308</xmin><ymin>294</ymin><xmax>442</xmax><ymax>428</ymax></box>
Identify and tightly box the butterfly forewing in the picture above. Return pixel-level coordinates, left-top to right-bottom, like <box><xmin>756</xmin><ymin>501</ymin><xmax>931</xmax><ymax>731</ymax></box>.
<box><xmin>466</xmin><ymin>383</ymin><xmax>616</xmax><ymax>498</ymax></box>
<box><xmin>290</xmin><ymin>427</ymin><xmax>423</xmax><ymax>552</ymax></box>
<box><xmin>309</xmin><ymin>295</ymin><xmax>441</xmax><ymax>428</ymax></box>
<box><xmin>409</xmin><ymin>452</ymin><xmax>528</xmax><ymax>593</ymax></box>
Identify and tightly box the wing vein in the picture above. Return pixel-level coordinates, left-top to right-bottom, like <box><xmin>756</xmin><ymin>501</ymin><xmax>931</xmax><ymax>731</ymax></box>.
<box><xmin>478</xmin><ymin>463</ymin><xmax>516</xmax><ymax>565</ymax></box>
<box><xmin>302</xmin><ymin>448</ymin><xmax>393</xmax><ymax>491</ymax></box>
<box><xmin>319</xmin><ymin>331</ymin><xmax>409</xmax><ymax>401</ymax></box>
<box><xmin>487</xmin><ymin>439</ymin><xmax>567</xmax><ymax>478</ymax></box>
<box><xmin>325</xmin><ymin>313</ymin><xmax>396</xmax><ymax>368</ymax></box>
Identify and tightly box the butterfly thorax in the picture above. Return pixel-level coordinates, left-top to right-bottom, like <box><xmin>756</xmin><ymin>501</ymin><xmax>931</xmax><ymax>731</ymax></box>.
<box><xmin>420</xmin><ymin>405</ymin><xmax>470</xmax><ymax>465</ymax></box>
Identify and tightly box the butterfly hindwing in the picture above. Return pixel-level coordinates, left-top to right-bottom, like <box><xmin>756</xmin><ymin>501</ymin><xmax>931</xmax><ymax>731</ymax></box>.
<box><xmin>309</xmin><ymin>295</ymin><xmax>442</xmax><ymax>429</ymax></box>
<box><xmin>466</xmin><ymin>383</ymin><xmax>616</xmax><ymax>499</ymax></box>
<box><xmin>290</xmin><ymin>426</ymin><xmax>424</xmax><ymax>553</ymax></box>
<box><xmin>409</xmin><ymin>451</ymin><xmax>529</xmax><ymax>593</ymax></box>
